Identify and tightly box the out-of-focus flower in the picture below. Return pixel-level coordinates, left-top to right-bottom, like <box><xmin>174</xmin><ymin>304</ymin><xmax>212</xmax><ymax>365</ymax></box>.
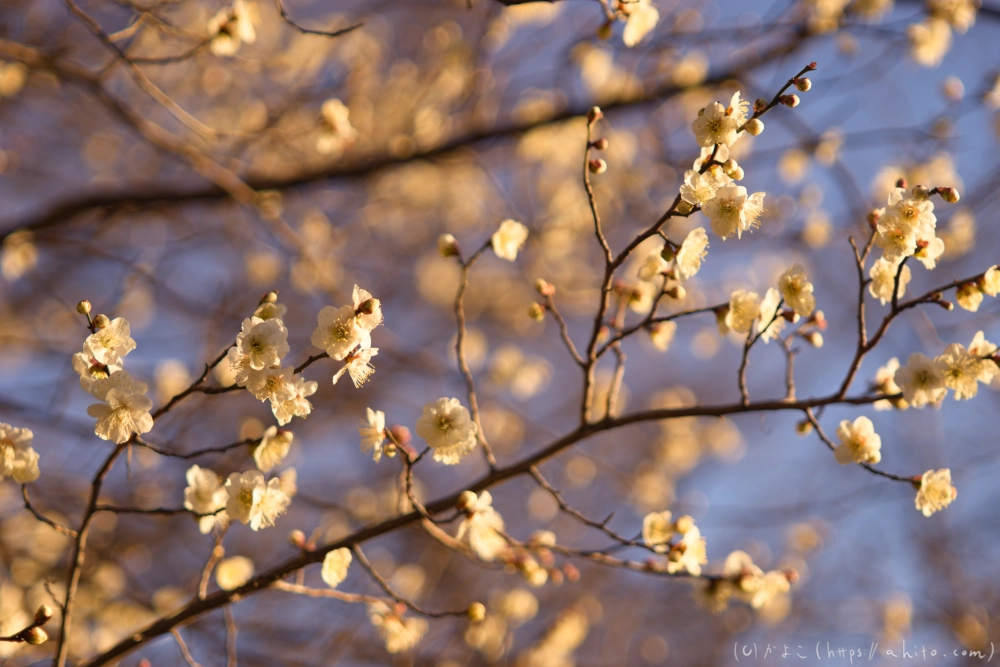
<box><xmin>492</xmin><ymin>220</ymin><xmax>529</xmax><ymax>261</ymax></box>
<box><xmin>914</xmin><ymin>468</ymin><xmax>957</xmax><ymax>516</ymax></box>
<box><xmin>0</xmin><ymin>423</ymin><xmax>39</xmax><ymax>483</ymax></box>
<box><xmin>834</xmin><ymin>416</ymin><xmax>881</xmax><ymax>465</ymax></box>
<box><xmin>415</xmin><ymin>397</ymin><xmax>478</xmax><ymax>464</ymax></box>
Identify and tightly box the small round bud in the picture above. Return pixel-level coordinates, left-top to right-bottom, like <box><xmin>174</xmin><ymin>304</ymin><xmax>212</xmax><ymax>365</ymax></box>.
<box><xmin>810</xmin><ymin>310</ymin><xmax>827</xmax><ymax>330</ymax></box>
<box><xmin>457</xmin><ymin>490</ymin><xmax>478</xmax><ymax>512</ymax></box>
<box><xmin>781</xmin><ymin>309</ymin><xmax>798</xmax><ymax>323</ymax></box>
<box><xmin>866</xmin><ymin>209</ymin><xmax>881</xmax><ymax>229</ymax></box>
<box><xmin>722</xmin><ymin>159</ymin><xmax>739</xmax><ymax>175</ymax></box>
<box><xmin>261</xmin><ymin>291</ymin><xmax>279</xmax><ymax>304</ymax></box>
<box><xmin>586</xmin><ymin>106</ymin><xmax>603</xmax><ymax>123</ymax></box>
<box><xmin>808</xmin><ymin>61</ymin><xmax>818</xmax><ymax>70</ymax></box>
<box><xmin>731</xmin><ymin>166</ymin><xmax>745</xmax><ymax>181</ymax></box>
<box><xmin>912</xmin><ymin>184</ymin><xmax>930</xmax><ymax>200</ymax></box>
<box><xmin>753</xmin><ymin>98</ymin><xmax>768</xmax><ymax>113</ymax></box>
<box><xmin>548</xmin><ymin>568</ymin><xmax>564</xmax><ymax>586</ymax></box>
<box><xmin>666</xmin><ymin>285</ymin><xmax>686</xmax><ymax>300</ymax></box>
<box><xmin>92</xmin><ymin>314</ymin><xmax>110</xmax><ymax>329</ymax></box>
<box><xmin>938</xmin><ymin>186</ymin><xmax>960</xmax><ymax>203</ymax></box>
<box><xmin>438</xmin><ymin>233</ymin><xmax>460</xmax><ymax>258</ymax></box>
<box><xmin>388</xmin><ymin>425</ymin><xmax>411</xmax><ymax>448</ymax></box>
<box><xmin>563</xmin><ymin>563</ymin><xmax>581</xmax><ymax>582</ymax></box>
<box><xmin>34</xmin><ymin>605</ymin><xmax>53</xmax><ymax>624</ymax></box>
<box><xmin>795</xmin><ymin>420</ymin><xmax>813</xmax><ymax>436</ymax></box>
<box><xmin>592</xmin><ymin>137</ymin><xmax>609</xmax><ymax>150</ymax></box>
<box><xmin>803</xmin><ymin>331</ymin><xmax>824</xmax><ymax>348</ymax></box>
<box><xmin>895</xmin><ymin>177</ymin><xmax>907</xmax><ymax>189</ymax></box>
<box><xmin>535</xmin><ymin>278</ymin><xmax>555</xmax><ymax>297</ymax></box>
<box><xmin>24</xmin><ymin>627</ymin><xmax>48</xmax><ymax>645</ymax></box>
<box><xmin>781</xmin><ymin>94</ymin><xmax>800</xmax><ymax>108</ymax></box>
<box><xmin>588</xmin><ymin>159</ymin><xmax>607</xmax><ymax>174</ymax></box>
<box><xmin>76</xmin><ymin>300</ymin><xmax>92</xmax><ymax>315</ymax></box>
<box><xmin>795</xmin><ymin>77</ymin><xmax>812</xmax><ymax>92</ymax></box>
<box><xmin>674</xmin><ymin>515</ymin><xmax>694</xmax><ymax>534</ymax></box>
<box><xmin>288</xmin><ymin>529</ymin><xmax>307</xmax><ymax>549</ymax></box>
<box><xmin>384</xmin><ymin>442</ymin><xmax>398</xmax><ymax>458</ymax></box>
<box><xmin>745</xmin><ymin>118</ymin><xmax>764</xmax><ymax>136</ymax></box>
<box><xmin>528</xmin><ymin>303</ymin><xmax>546</xmax><ymax>322</ymax></box>
<box><xmin>467</xmin><ymin>602</ymin><xmax>486</xmax><ymax>622</ymax></box>
<box><xmin>784</xmin><ymin>568</ymin><xmax>800</xmax><ymax>584</ymax></box>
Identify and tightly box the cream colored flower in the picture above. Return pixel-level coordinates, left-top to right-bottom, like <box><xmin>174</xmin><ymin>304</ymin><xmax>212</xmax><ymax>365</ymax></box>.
<box><xmin>913</xmin><ymin>235</ymin><xmax>945</xmax><ymax>270</ymax></box>
<box><xmin>87</xmin><ymin>387</ymin><xmax>153</xmax><ymax>444</ymax></box>
<box><xmin>84</xmin><ymin>317</ymin><xmax>136</xmax><ymax>367</ymax></box>
<box><xmin>183</xmin><ymin>465</ymin><xmax>228</xmax><ymax>534</ymax></box>
<box><xmin>868</xmin><ymin>257</ymin><xmax>911</xmax><ymax>305</ymax></box>
<box><xmin>316</xmin><ymin>99</ymin><xmax>358</xmax><ymax>155</ymax></box>
<box><xmin>914</xmin><ymin>468</ymin><xmax>957</xmax><ymax>517</ymax></box>
<box><xmin>979</xmin><ymin>266</ymin><xmax>1000</xmax><ymax>296</ymax></box>
<box><xmin>679</xmin><ymin>168</ymin><xmax>731</xmax><ymax>206</ymax></box>
<box><xmin>936</xmin><ymin>343</ymin><xmax>980</xmax><ymax>400</ymax></box>
<box><xmin>621</xmin><ymin>0</ymin><xmax>659</xmax><ymax>47</ymax></box>
<box><xmin>491</xmin><ymin>220</ymin><xmax>529</xmax><ymax>261</ymax></box>
<box><xmin>724</xmin><ymin>550</ymin><xmax>764</xmax><ymax>606</ymax></box>
<box><xmin>332</xmin><ymin>347</ymin><xmax>379</xmax><ymax>387</ymax></box>
<box><xmin>368</xmin><ymin>602</ymin><xmax>429</xmax><ymax>654</ymax></box>
<box><xmin>642</xmin><ymin>510</ymin><xmax>673</xmax><ymax>553</ymax></box>
<box><xmin>834</xmin><ymin>416</ymin><xmax>882</xmax><ymax>465</ymax></box>
<box><xmin>895</xmin><ymin>352</ymin><xmax>947</xmax><ymax>407</ymax></box>
<box><xmin>234</xmin><ymin>316</ymin><xmax>289</xmax><ymax>371</ymax></box>
<box><xmin>415</xmin><ymin>397</ymin><xmax>478</xmax><ymax>465</ymax></box>
<box><xmin>675</xmin><ymin>227</ymin><xmax>709</xmax><ymax>281</ymax></box>
<box><xmin>778</xmin><ymin>263</ymin><xmax>816</xmax><ymax>318</ymax></box>
<box><xmin>908</xmin><ymin>18</ymin><xmax>952</xmax><ymax>68</ymax></box>
<box><xmin>225</xmin><ymin>470</ymin><xmax>290</xmax><ymax>531</ymax></box>
<box><xmin>637</xmin><ymin>248</ymin><xmax>668</xmax><ymax>282</ymax></box>
<box><xmin>321</xmin><ymin>548</ymin><xmax>352</xmax><ymax>588</ymax></box>
<box><xmin>757</xmin><ymin>288</ymin><xmax>785</xmax><ymax>343</ymax></box>
<box><xmin>883</xmin><ymin>187</ymin><xmax>937</xmax><ymax>236</ymax></box>
<box><xmin>751</xmin><ymin>571</ymin><xmax>791</xmax><ymax>609</ymax></box>
<box><xmin>208</xmin><ymin>0</ymin><xmax>256</xmax><ymax>57</ymax></box>
<box><xmin>666</xmin><ymin>524</ymin><xmax>706</xmax><ymax>576</ymax></box>
<box><xmin>725</xmin><ymin>289</ymin><xmax>760</xmax><ymax>334</ymax></box>
<box><xmin>359</xmin><ymin>408</ymin><xmax>387</xmax><ymax>462</ymax></box>
<box><xmin>968</xmin><ymin>331</ymin><xmax>998</xmax><ymax>383</ymax></box>
<box><xmin>0</xmin><ymin>423</ymin><xmax>39</xmax><ymax>483</ymax></box>
<box><xmin>216</xmin><ymin>556</ymin><xmax>254</xmax><ymax>591</ymax></box>
<box><xmin>254</xmin><ymin>426</ymin><xmax>293</xmax><ymax>472</ymax></box>
<box><xmin>873</xmin><ymin>357</ymin><xmax>908</xmax><ymax>411</ymax></box>
<box><xmin>352</xmin><ymin>284</ymin><xmax>383</xmax><ymax>332</ymax></box>
<box><xmin>245</xmin><ymin>366</ymin><xmax>297</xmax><ymax>406</ymax></box>
<box><xmin>312</xmin><ymin>304</ymin><xmax>367</xmax><ymax>361</ymax></box>
<box><xmin>703</xmin><ymin>185</ymin><xmax>765</xmax><ymax>239</ymax></box>
<box><xmin>648</xmin><ymin>321</ymin><xmax>677</xmax><ymax>352</ymax></box>
<box><xmin>692</xmin><ymin>101</ymin><xmax>740</xmax><ymax>147</ymax></box>
<box><xmin>928</xmin><ymin>0</ymin><xmax>976</xmax><ymax>33</ymax></box>
<box><xmin>272</xmin><ymin>375</ymin><xmax>318</xmax><ymax>426</ymax></box>
<box><xmin>956</xmin><ymin>283</ymin><xmax>983</xmax><ymax>312</ymax></box>
<box><xmin>456</xmin><ymin>491</ymin><xmax>508</xmax><ymax>561</ymax></box>
<box><xmin>874</xmin><ymin>217</ymin><xmax>917</xmax><ymax>263</ymax></box>
<box><xmin>72</xmin><ymin>348</ymin><xmax>122</xmax><ymax>393</ymax></box>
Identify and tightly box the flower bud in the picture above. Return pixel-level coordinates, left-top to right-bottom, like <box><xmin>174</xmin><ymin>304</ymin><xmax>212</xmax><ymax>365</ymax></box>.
<box><xmin>563</xmin><ymin>563</ymin><xmax>581</xmax><ymax>582</ymax></box>
<box><xmin>780</xmin><ymin>94</ymin><xmax>800</xmax><ymax>108</ymax></box>
<box><xmin>76</xmin><ymin>300</ymin><xmax>92</xmax><ymax>315</ymax></box>
<box><xmin>260</xmin><ymin>291</ymin><xmax>278</xmax><ymax>304</ymax></box>
<box><xmin>895</xmin><ymin>177</ymin><xmax>908</xmax><ymax>189</ymax></box>
<box><xmin>24</xmin><ymin>627</ymin><xmax>48</xmax><ymax>645</ymax></box>
<box><xmin>548</xmin><ymin>568</ymin><xmax>564</xmax><ymax>586</ymax></box>
<box><xmin>528</xmin><ymin>303</ymin><xmax>546</xmax><ymax>322</ymax></box>
<box><xmin>384</xmin><ymin>441</ymin><xmax>398</xmax><ymax>458</ymax></box>
<box><xmin>795</xmin><ymin>419</ymin><xmax>813</xmax><ymax>436</ymax></box>
<box><xmin>588</xmin><ymin>159</ymin><xmax>607</xmax><ymax>174</ymax></box>
<box><xmin>753</xmin><ymin>98</ymin><xmax>768</xmax><ymax>113</ymax></box>
<box><xmin>34</xmin><ymin>605</ymin><xmax>53</xmax><ymax>624</ymax></box>
<box><xmin>810</xmin><ymin>310</ymin><xmax>827</xmax><ymax>330</ymax></box>
<box><xmin>784</xmin><ymin>568</ymin><xmax>800</xmax><ymax>584</ymax></box>
<box><xmin>938</xmin><ymin>186</ymin><xmax>960</xmax><ymax>203</ymax></box>
<box><xmin>586</xmin><ymin>106</ymin><xmax>603</xmax><ymax>123</ymax></box>
<box><xmin>438</xmin><ymin>233</ymin><xmax>460</xmax><ymax>258</ymax></box>
<box><xmin>592</xmin><ymin>137</ymin><xmax>609</xmax><ymax>150</ymax></box>
<box><xmin>722</xmin><ymin>159</ymin><xmax>739</xmax><ymax>176</ymax></box>
<box><xmin>731</xmin><ymin>166</ymin><xmax>745</xmax><ymax>181</ymax></box>
<box><xmin>388</xmin><ymin>425</ymin><xmax>411</xmax><ymax>449</ymax></box>
<box><xmin>795</xmin><ymin>77</ymin><xmax>812</xmax><ymax>92</ymax></box>
<box><xmin>912</xmin><ymin>184</ymin><xmax>930</xmax><ymax>200</ymax></box>
<box><xmin>92</xmin><ymin>314</ymin><xmax>110</xmax><ymax>329</ymax></box>
<box><xmin>535</xmin><ymin>278</ymin><xmax>555</xmax><ymax>297</ymax></box>
<box><xmin>666</xmin><ymin>285</ymin><xmax>686</xmax><ymax>300</ymax></box>
<box><xmin>674</xmin><ymin>515</ymin><xmax>694</xmax><ymax>534</ymax></box>
<box><xmin>467</xmin><ymin>602</ymin><xmax>486</xmax><ymax>622</ymax></box>
<box><xmin>457</xmin><ymin>490</ymin><xmax>478</xmax><ymax>512</ymax></box>
<box><xmin>745</xmin><ymin>118</ymin><xmax>764</xmax><ymax>136</ymax></box>
<box><xmin>803</xmin><ymin>331</ymin><xmax>824</xmax><ymax>348</ymax></box>
<box><xmin>866</xmin><ymin>209</ymin><xmax>881</xmax><ymax>229</ymax></box>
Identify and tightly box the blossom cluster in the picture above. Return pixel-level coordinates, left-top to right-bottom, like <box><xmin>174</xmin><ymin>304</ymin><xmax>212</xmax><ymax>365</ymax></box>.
<box><xmin>310</xmin><ymin>284</ymin><xmax>383</xmax><ymax>388</ymax></box>
<box><xmin>697</xmin><ymin>550</ymin><xmax>793</xmax><ymax>614</ymax></box>
<box><xmin>717</xmin><ymin>263</ymin><xmax>819</xmax><ymax>342</ymax></box>
<box><xmin>641</xmin><ymin>511</ymin><xmax>708</xmax><ymax>576</ymax></box>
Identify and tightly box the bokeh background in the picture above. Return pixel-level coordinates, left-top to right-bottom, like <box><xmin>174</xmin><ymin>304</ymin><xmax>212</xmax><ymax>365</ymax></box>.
<box><xmin>0</xmin><ymin>0</ymin><xmax>998</xmax><ymax>664</ymax></box>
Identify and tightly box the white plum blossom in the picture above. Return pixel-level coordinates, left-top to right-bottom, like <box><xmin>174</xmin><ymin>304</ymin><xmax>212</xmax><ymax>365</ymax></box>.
<box><xmin>637</xmin><ymin>248</ymin><xmax>668</xmax><ymax>282</ymax></box>
<box><xmin>936</xmin><ymin>343</ymin><xmax>980</xmax><ymax>400</ymax></box>
<box><xmin>913</xmin><ymin>235</ymin><xmax>945</xmax><ymax>269</ymax></box>
<box><xmin>642</xmin><ymin>510</ymin><xmax>673</xmax><ymax>553</ymax></box>
<box><xmin>234</xmin><ymin>317</ymin><xmax>289</xmax><ymax>371</ymax></box>
<box><xmin>312</xmin><ymin>304</ymin><xmax>367</xmax><ymax>361</ymax></box>
<box><xmin>648</xmin><ymin>321</ymin><xmax>677</xmax><ymax>352</ymax></box>
<box><xmin>665</xmin><ymin>523</ymin><xmax>707</xmax><ymax>576</ymax></box>
<box><xmin>87</xmin><ymin>378</ymin><xmax>154</xmax><ymax>444</ymax></box>
<box><xmin>332</xmin><ymin>347</ymin><xmax>379</xmax><ymax>388</ymax></box>
<box><xmin>778</xmin><ymin>264</ymin><xmax>816</xmax><ymax>317</ymax></box>
<box><xmin>691</xmin><ymin>92</ymin><xmax>748</xmax><ymax>147</ymax></box>
<box><xmin>272</xmin><ymin>375</ymin><xmax>318</xmax><ymax>425</ymax></box>
<box><xmin>874</xmin><ymin>216</ymin><xmax>917</xmax><ymax>263</ymax></box>
<box><xmin>679</xmin><ymin>167</ymin><xmax>732</xmax><ymax>206</ymax></box>
<box><xmin>873</xmin><ymin>357</ymin><xmax>908</xmax><ymax>411</ymax></box>
<box><xmin>245</xmin><ymin>366</ymin><xmax>297</xmax><ymax>404</ymax></box>
<box><xmin>956</xmin><ymin>282</ymin><xmax>983</xmax><ymax>312</ymax></box>
<box><xmin>757</xmin><ymin>288</ymin><xmax>785</xmax><ymax>343</ymax></box>
<box><xmin>908</xmin><ymin>18</ymin><xmax>952</xmax><ymax>68</ymax></box>
<box><xmin>0</xmin><ymin>423</ymin><xmax>39</xmax><ymax>483</ymax></box>
<box><xmin>675</xmin><ymin>227</ymin><xmax>709</xmax><ymax>281</ymax></box>
<box><xmin>358</xmin><ymin>408</ymin><xmax>387</xmax><ymax>462</ymax></box>
<box><xmin>72</xmin><ymin>348</ymin><xmax>123</xmax><ymax>393</ymax></box>
<box><xmin>183</xmin><ymin>465</ymin><xmax>228</xmax><ymax>534</ymax></box>
<box><xmin>208</xmin><ymin>0</ymin><xmax>255</xmax><ymax>57</ymax></box>
<box><xmin>980</xmin><ymin>266</ymin><xmax>999</xmax><ymax>296</ymax></box>
<box><xmin>456</xmin><ymin>490</ymin><xmax>508</xmax><ymax>562</ymax></box>
<box><xmin>225</xmin><ymin>470</ymin><xmax>290</xmax><ymax>531</ymax></box>
<box><xmin>415</xmin><ymin>397</ymin><xmax>478</xmax><ymax>465</ymax></box>
<box><xmin>491</xmin><ymin>220</ymin><xmax>529</xmax><ymax>261</ymax></box>
<box><xmin>368</xmin><ymin>602</ymin><xmax>429</xmax><ymax>654</ymax></box>
<box><xmin>914</xmin><ymin>468</ymin><xmax>957</xmax><ymax>517</ymax></box>
<box><xmin>834</xmin><ymin>416</ymin><xmax>882</xmax><ymax>465</ymax></box>
<box><xmin>968</xmin><ymin>331</ymin><xmax>998</xmax><ymax>383</ymax></box>
<box><xmin>84</xmin><ymin>317</ymin><xmax>136</xmax><ymax>367</ymax></box>
<box><xmin>703</xmin><ymin>185</ymin><xmax>765</xmax><ymax>239</ymax></box>
<box><xmin>321</xmin><ymin>548</ymin><xmax>352</xmax><ymax>588</ymax></box>
<box><xmin>869</xmin><ymin>257</ymin><xmax>911</xmax><ymax>305</ymax></box>
<box><xmin>725</xmin><ymin>289</ymin><xmax>761</xmax><ymax>334</ymax></box>
<box><xmin>621</xmin><ymin>0</ymin><xmax>659</xmax><ymax>47</ymax></box>
<box><xmin>882</xmin><ymin>187</ymin><xmax>937</xmax><ymax>237</ymax></box>
<box><xmin>352</xmin><ymin>285</ymin><xmax>383</xmax><ymax>332</ymax></box>
<box><xmin>895</xmin><ymin>353</ymin><xmax>947</xmax><ymax>407</ymax></box>
<box><xmin>254</xmin><ymin>426</ymin><xmax>294</xmax><ymax>472</ymax></box>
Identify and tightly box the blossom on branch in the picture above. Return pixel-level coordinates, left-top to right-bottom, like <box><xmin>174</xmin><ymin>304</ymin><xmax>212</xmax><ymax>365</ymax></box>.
<box><xmin>253</xmin><ymin>426</ymin><xmax>294</xmax><ymax>472</ymax></box>
<box><xmin>702</xmin><ymin>185</ymin><xmax>765</xmax><ymax>239</ymax></box>
<box><xmin>183</xmin><ymin>465</ymin><xmax>228</xmax><ymax>534</ymax></box>
<box><xmin>415</xmin><ymin>397</ymin><xmax>478</xmax><ymax>465</ymax></box>
<box><xmin>84</xmin><ymin>317</ymin><xmax>136</xmax><ymax>367</ymax></box>
<box><xmin>724</xmin><ymin>289</ymin><xmax>760</xmax><ymax>334</ymax></box>
<box><xmin>895</xmin><ymin>353</ymin><xmax>947</xmax><ymax>407</ymax></box>
<box><xmin>358</xmin><ymin>408</ymin><xmax>387</xmax><ymax>462</ymax></box>
<box><xmin>834</xmin><ymin>416</ymin><xmax>882</xmax><ymax>465</ymax></box>
<box><xmin>0</xmin><ymin>423</ymin><xmax>39</xmax><ymax>483</ymax></box>
<box><xmin>492</xmin><ymin>220</ymin><xmax>529</xmax><ymax>261</ymax></box>
<box><xmin>225</xmin><ymin>470</ymin><xmax>290</xmax><ymax>531</ymax></box>
<box><xmin>87</xmin><ymin>380</ymin><xmax>153</xmax><ymax>444</ymax></box>
<box><xmin>456</xmin><ymin>490</ymin><xmax>508</xmax><ymax>562</ymax></box>
<box><xmin>914</xmin><ymin>468</ymin><xmax>957</xmax><ymax>517</ymax></box>
<box><xmin>778</xmin><ymin>263</ymin><xmax>816</xmax><ymax>318</ymax></box>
